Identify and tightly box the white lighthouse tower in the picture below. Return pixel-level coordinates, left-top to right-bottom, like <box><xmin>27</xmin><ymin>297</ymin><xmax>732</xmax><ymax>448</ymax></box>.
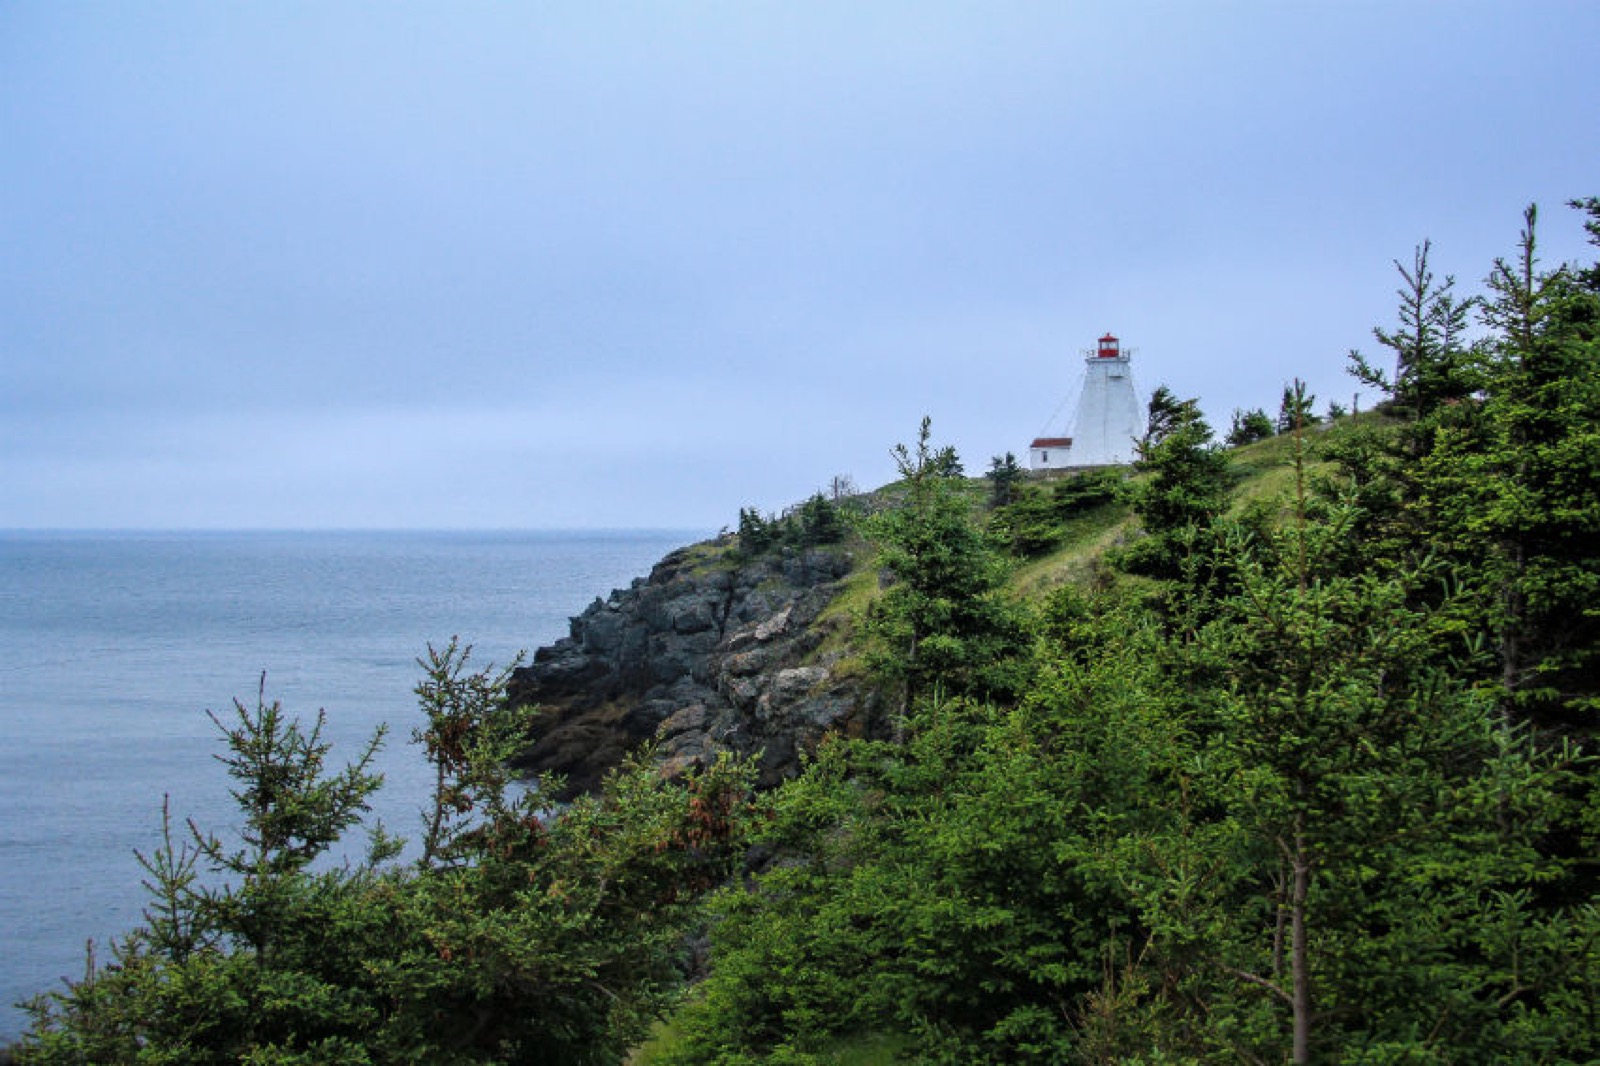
<box><xmin>1029</xmin><ymin>333</ymin><xmax>1144</xmax><ymax>471</ymax></box>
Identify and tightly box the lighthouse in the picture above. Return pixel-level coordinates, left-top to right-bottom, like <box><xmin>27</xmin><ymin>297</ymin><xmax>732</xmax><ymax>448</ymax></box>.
<box><xmin>1029</xmin><ymin>333</ymin><xmax>1144</xmax><ymax>471</ymax></box>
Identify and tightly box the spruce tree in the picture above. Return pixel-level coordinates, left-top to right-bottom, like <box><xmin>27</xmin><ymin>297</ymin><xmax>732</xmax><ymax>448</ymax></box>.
<box><xmin>863</xmin><ymin>418</ymin><xmax>1018</xmax><ymax>710</ymax></box>
<box><xmin>985</xmin><ymin>451</ymin><xmax>1025</xmax><ymax>508</ymax></box>
<box><xmin>1118</xmin><ymin>390</ymin><xmax>1233</xmax><ymax>579</ymax></box>
<box><xmin>1414</xmin><ymin>204</ymin><xmax>1600</xmax><ymax>730</ymax></box>
<box><xmin>1226</xmin><ymin>406</ymin><xmax>1274</xmax><ymax>446</ymax></box>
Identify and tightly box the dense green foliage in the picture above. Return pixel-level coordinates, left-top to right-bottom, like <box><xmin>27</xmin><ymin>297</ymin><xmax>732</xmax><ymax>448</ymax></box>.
<box><xmin>988</xmin><ymin>470</ymin><xmax>1121</xmax><ymax>558</ymax></box>
<box><xmin>860</xmin><ymin>418</ymin><xmax>1025</xmax><ymax>710</ymax></box>
<box><xmin>1225</xmin><ymin>407</ymin><xmax>1275</xmax><ymax>447</ymax></box>
<box><xmin>1274</xmin><ymin>381</ymin><xmax>1322</xmax><ymax>434</ymax></box>
<box><xmin>18</xmin><ymin>645</ymin><xmax>755</xmax><ymax>1065</ymax></box>
<box><xmin>659</xmin><ymin>201</ymin><xmax>1600</xmax><ymax>1064</ymax></box>
<box><xmin>1114</xmin><ymin>390</ymin><xmax>1235</xmax><ymax>581</ymax></box>
<box><xmin>985</xmin><ymin>452</ymin><xmax>1026</xmax><ymax>508</ymax></box>
<box><xmin>19</xmin><ymin>199</ymin><xmax>1600</xmax><ymax>1065</ymax></box>
<box><xmin>736</xmin><ymin>493</ymin><xmax>851</xmax><ymax>559</ymax></box>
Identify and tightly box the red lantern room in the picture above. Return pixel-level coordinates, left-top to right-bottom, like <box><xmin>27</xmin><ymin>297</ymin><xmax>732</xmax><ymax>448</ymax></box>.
<box><xmin>1097</xmin><ymin>334</ymin><xmax>1120</xmax><ymax>358</ymax></box>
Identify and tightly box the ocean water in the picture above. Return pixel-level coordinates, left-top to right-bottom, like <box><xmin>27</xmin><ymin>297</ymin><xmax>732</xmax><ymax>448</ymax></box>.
<box><xmin>0</xmin><ymin>529</ymin><xmax>697</xmax><ymax>1043</ymax></box>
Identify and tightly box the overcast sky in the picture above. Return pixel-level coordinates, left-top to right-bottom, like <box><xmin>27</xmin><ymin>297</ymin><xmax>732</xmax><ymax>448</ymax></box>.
<box><xmin>3</xmin><ymin>2</ymin><xmax>1596</xmax><ymax>530</ymax></box>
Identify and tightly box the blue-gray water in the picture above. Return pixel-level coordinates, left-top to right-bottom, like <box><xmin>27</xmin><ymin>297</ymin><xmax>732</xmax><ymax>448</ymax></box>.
<box><xmin>0</xmin><ymin>529</ymin><xmax>697</xmax><ymax>1043</ymax></box>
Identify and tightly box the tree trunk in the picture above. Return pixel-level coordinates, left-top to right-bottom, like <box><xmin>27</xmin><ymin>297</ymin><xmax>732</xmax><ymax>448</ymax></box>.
<box><xmin>1291</xmin><ymin>821</ymin><xmax>1312</xmax><ymax>1064</ymax></box>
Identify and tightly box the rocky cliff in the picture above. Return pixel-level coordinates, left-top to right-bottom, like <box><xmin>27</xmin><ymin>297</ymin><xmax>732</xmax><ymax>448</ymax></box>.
<box><xmin>507</xmin><ymin>538</ymin><xmax>881</xmax><ymax>797</ymax></box>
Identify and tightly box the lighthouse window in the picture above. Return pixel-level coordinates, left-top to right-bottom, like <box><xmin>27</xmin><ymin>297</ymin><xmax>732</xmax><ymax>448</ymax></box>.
<box><xmin>1041</xmin><ymin>451</ymin><xmax>1049</xmax><ymax>462</ymax></box>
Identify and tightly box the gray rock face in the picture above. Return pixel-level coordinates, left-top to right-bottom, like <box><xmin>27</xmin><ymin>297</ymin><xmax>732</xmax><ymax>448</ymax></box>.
<box><xmin>508</xmin><ymin>541</ymin><xmax>880</xmax><ymax>796</ymax></box>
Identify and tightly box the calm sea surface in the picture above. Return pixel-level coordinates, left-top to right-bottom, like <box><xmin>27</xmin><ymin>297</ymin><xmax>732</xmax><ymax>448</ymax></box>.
<box><xmin>0</xmin><ymin>529</ymin><xmax>698</xmax><ymax>1042</ymax></box>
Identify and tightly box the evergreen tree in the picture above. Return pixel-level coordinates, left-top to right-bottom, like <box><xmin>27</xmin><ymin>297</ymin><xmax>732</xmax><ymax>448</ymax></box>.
<box><xmin>1142</xmin><ymin>384</ymin><xmax>1188</xmax><ymax>447</ymax></box>
<box><xmin>413</xmin><ymin>639</ymin><xmax>528</xmax><ymax>870</ymax></box>
<box><xmin>790</xmin><ymin>491</ymin><xmax>847</xmax><ymax>547</ymax></box>
<box><xmin>1118</xmin><ymin>486</ymin><xmax>1597</xmax><ymax>1063</ymax></box>
<box><xmin>1414</xmin><ymin>204</ymin><xmax>1600</xmax><ymax>730</ymax></box>
<box><xmin>863</xmin><ymin>418</ymin><xmax>1019</xmax><ymax>710</ymax></box>
<box><xmin>1226</xmin><ymin>406</ymin><xmax>1274</xmax><ymax>446</ymax></box>
<box><xmin>985</xmin><ymin>451</ymin><xmax>1025</xmax><ymax>508</ymax></box>
<box><xmin>1350</xmin><ymin>240</ymin><xmax>1477</xmax><ymax>418</ymax></box>
<box><xmin>1334</xmin><ymin>240</ymin><xmax>1480</xmax><ymax>569</ymax></box>
<box><xmin>989</xmin><ymin>469</ymin><xmax>1123</xmax><ymax>559</ymax></box>
<box><xmin>1275</xmin><ymin>379</ymin><xmax>1321</xmax><ymax>434</ymax></box>
<box><xmin>20</xmin><ymin>656</ymin><xmax>756</xmax><ymax>1065</ymax></box>
<box><xmin>734</xmin><ymin>506</ymin><xmax>778</xmax><ymax>557</ymax></box>
<box><xmin>929</xmin><ymin>444</ymin><xmax>964</xmax><ymax>478</ymax></box>
<box><xmin>20</xmin><ymin>683</ymin><xmax>394</xmax><ymax>1065</ymax></box>
<box><xmin>1118</xmin><ymin>391</ymin><xmax>1233</xmax><ymax>579</ymax></box>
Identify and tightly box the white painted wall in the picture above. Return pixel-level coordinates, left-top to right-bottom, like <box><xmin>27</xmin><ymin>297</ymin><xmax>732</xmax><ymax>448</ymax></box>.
<box><xmin>1029</xmin><ymin>444</ymin><xmax>1072</xmax><ymax>470</ymax></box>
<box><xmin>1065</xmin><ymin>354</ymin><xmax>1142</xmax><ymax>467</ymax></box>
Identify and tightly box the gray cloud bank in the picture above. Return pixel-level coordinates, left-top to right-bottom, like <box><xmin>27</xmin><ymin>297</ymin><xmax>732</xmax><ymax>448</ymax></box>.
<box><xmin>3</xmin><ymin>3</ymin><xmax>1596</xmax><ymax>528</ymax></box>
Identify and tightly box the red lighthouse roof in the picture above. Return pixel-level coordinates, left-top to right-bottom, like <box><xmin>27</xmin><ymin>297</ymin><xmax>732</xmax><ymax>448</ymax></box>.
<box><xmin>1097</xmin><ymin>334</ymin><xmax>1120</xmax><ymax>358</ymax></box>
